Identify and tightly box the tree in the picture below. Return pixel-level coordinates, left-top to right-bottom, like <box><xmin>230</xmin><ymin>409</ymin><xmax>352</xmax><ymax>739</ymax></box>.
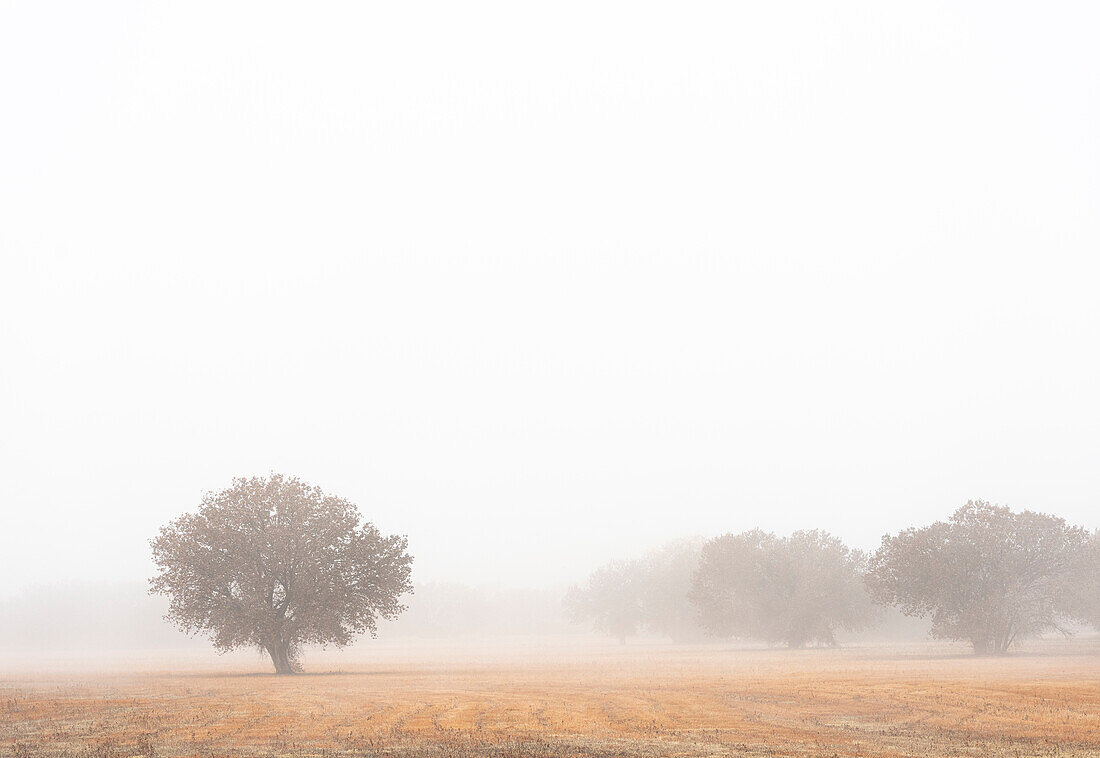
<box><xmin>563</xmin><ymin>561</ymin><xmax>642</xmax><ymax>644</ymax></box>
<box><xmin>636</xmin><ymin>538</ymin><xmax>708</xmax><ymax>643</ymax></box>
<box><xmin>149</xmin><ymin>474</ymin><xmax>413</xmax><ymax>673</ymax></box>
<box><xmin>690</xmin><ymin>530</ymin><xmax>875</xmax><ymax>648</ymax></box>
<box><xmin>1061</xmin><ymin>529</ymin><xmax>1100</xmax><ymax>632</ymax></box>
<box><xmin>866</xmin><ymin>501</ymin><xmax>1089</xmax><ymax>655</ymax></box>
<box><xmin>564</xmin><ymin>540</ymin><xmax>708</xmax><ymax>644</ymax></box>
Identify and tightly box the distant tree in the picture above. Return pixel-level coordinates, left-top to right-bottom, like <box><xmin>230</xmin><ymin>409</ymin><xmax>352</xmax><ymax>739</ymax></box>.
<box><xmin>564</xmin><ymin>561</ymin><xmax>642</xmax><ymax>644</ymax></box>
<box><xmin>565</xmin><ymin>540</ymin><xmax>709</xmax><ymax>644</ymax></box>
<box><xmin>866</xmin><ymin>501</ymin><xmax>1089</xmax><ymax>655</ymax></box>
<box><xmin>690</xmin><ymin>530</ymin><xmax>875</xmax><ymax>648</ymax></box>
<box><xmin>150</xmin><ymin>474</ymin><xmax>413</xmax><ymax>673</ymax></box>
<box><xmin>1062</xmin><ymin>529</ymin><xmax>1100</xmax><ymax>631</ymax></box>
<box><xmin>636</xmin><ymin>538</ymin><xmax>708</xmax><ymax>643</ymax></box>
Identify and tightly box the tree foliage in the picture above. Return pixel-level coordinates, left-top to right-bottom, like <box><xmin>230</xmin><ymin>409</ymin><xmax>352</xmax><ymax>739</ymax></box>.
<box><xmin>564</xmin><ymin>560</ymin><xmax>642</xmax><ymax>643</ymax></box>
<box><xmin>1060</xmin><ymin>528</ymin><xmax>1100</xmax><ymax>632</ymax></box>
<box><xmin>690</xmin><ymin>530</ymin><xmax>874</xmax><ymax>648</ymax></box>
<box><xmin>149</xmin><ymin>474</ymin><xmax>413</xmax><ymax>673</ymax></box>
<box><xmin>866</xmin><ymin>501</ymin><xmax>1088</xmax><ymax>655</ymax></box>
<box><xmin>564</xmin><ymin>539</ymin><xmax>706</xmax><ymax>643</ymax></box>
<box><xmin>636</xmin><ymin>538</ymin><xmax>708</xmax><ymax>643</ymax></box>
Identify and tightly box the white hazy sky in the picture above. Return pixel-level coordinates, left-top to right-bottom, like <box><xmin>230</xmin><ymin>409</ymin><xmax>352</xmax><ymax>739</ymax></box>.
<box><xmin>1</xmin><ymin>1</ymin><xmax>1098</xmax><ymax>598</ymax></box>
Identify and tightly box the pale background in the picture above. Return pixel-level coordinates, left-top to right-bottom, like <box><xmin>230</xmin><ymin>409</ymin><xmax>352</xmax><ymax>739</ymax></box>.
<box><xmin>2</xmin><ymin>1</ymin><xmax>1098</xmax><ymax>601</ymax></box>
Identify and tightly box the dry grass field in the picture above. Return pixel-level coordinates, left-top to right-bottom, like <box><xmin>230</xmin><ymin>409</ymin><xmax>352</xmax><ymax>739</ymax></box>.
<box><xmin>3</xmin><ymin>638</ymin><xmax>1100</xmax><ymax>758</ymax></box>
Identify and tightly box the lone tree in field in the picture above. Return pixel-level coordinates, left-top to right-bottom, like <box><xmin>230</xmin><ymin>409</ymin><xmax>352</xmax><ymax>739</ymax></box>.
<box><xmin>150</xmin><ymin>474</ymin><xmax>413</xmax><ymax>674</ymax></box>
<box><xmin>866</xmin><ymin>501</ymin><xmax>1088</xmax><ymax>655</ymax></box>
<box><xmin>690</xmin><ymin>530</ymin><xmax>875</xmax><ymax>648</ymax></box>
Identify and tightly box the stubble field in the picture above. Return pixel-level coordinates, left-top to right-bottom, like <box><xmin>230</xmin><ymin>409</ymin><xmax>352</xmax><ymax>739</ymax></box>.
<box><xmin>3</xmin><ymin>639</ymin><xmax>1100</xmax><ymax>757</ymax></box>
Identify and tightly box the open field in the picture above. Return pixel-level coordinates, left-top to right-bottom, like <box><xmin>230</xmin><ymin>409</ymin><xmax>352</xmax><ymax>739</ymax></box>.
<box><xmin>3</xmin><ymin>639</ymin><xmax>1100</xmax><ymax>757</ymax></box>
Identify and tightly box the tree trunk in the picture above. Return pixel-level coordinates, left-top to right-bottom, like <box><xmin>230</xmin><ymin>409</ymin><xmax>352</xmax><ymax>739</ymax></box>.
<box><xmin>972</xmin><ymin>628</ymin><xmax>1012</xmax><ymax>656</ymax></box>
<box><xmin>267</xmin><ymin>642</ymin><xmax>295</xmax><ymax>675</ymax></box>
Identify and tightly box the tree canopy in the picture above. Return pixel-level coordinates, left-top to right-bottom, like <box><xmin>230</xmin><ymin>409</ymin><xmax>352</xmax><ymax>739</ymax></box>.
<box><xmin>564</xmin><ymin>560</ymin><xmax>642</xmax><ymax>644</ymax></box>
<box><xmin>564</xmin><ymin>539</ymin><xmax>706</xmax><ymax>644</ymax></box>
<box><xmin>636</xmin><ymin>538</ymin><xmax>708</xmax><ymax>643</ymax></box>
<box><xmin>149</xmin><ymin>474</ymin><xmax>413</xmax><ymax>673</ymax></box>
<box><xmin>1058</xmin><ymin>528</ymin><xmax>1100</xmax><ymax>634</ymax></box>
<box><xmin>690</xmin><ymin>530</ymin><xmax>874</xmax><ymax>648</ymax></box>
<box><xmin>866</xmin><ymin>501</ymin><xmax>1088</xmax><ymax>655</ymax></box>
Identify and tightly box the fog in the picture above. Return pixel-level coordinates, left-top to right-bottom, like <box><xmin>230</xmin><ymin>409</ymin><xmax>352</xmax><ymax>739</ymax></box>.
<box><xmin>0</xmin><ymin>578</ymin><xmax>935</xmax><ymax>663</ymax></box>
<box><xmin>2</xmin><ymin>1</ymin><xmax>1099</xmax><ymax>655</ymax></box>
<box><xmin>0</xmin><ymin>581</ymin><xmax>568</xmax><ymax>654</ymax></box>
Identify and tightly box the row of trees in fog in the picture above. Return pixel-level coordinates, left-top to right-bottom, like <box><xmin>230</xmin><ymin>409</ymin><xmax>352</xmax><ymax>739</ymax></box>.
<box><xmin>566</xmin><ymin>501</ymin><xmax>1100</xmax><ymax>654</ymax></box>
<box><xmin>142</xmin><ymin>475</ymin><xmax>1098</xmax><ymax>674</ymax></box>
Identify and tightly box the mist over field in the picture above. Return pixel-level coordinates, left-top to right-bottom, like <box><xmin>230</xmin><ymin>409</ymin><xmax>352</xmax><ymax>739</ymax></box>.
<box><xmin>0</xmin><ymin>576</ymin><xmax>942</xmax><ymax>662</ymax></box>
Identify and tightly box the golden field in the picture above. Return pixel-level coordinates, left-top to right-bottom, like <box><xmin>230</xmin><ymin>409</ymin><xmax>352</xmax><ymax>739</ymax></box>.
<box><xmin>3</xmin><ymin>638</ymin><xmax>1100</xmax><ymax>757</ymax></box>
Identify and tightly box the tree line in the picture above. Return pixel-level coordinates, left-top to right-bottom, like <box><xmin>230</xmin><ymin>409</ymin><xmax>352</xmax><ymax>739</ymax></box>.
<box><xmin>147</xmin><ymin>476</ymin><xmax>1099</xmax><ymax>674</ymax></box>
<box><xmin>566</xmin><ymin>501</ymin><xmax>1100</xmax><ymax>655</ymax></box>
